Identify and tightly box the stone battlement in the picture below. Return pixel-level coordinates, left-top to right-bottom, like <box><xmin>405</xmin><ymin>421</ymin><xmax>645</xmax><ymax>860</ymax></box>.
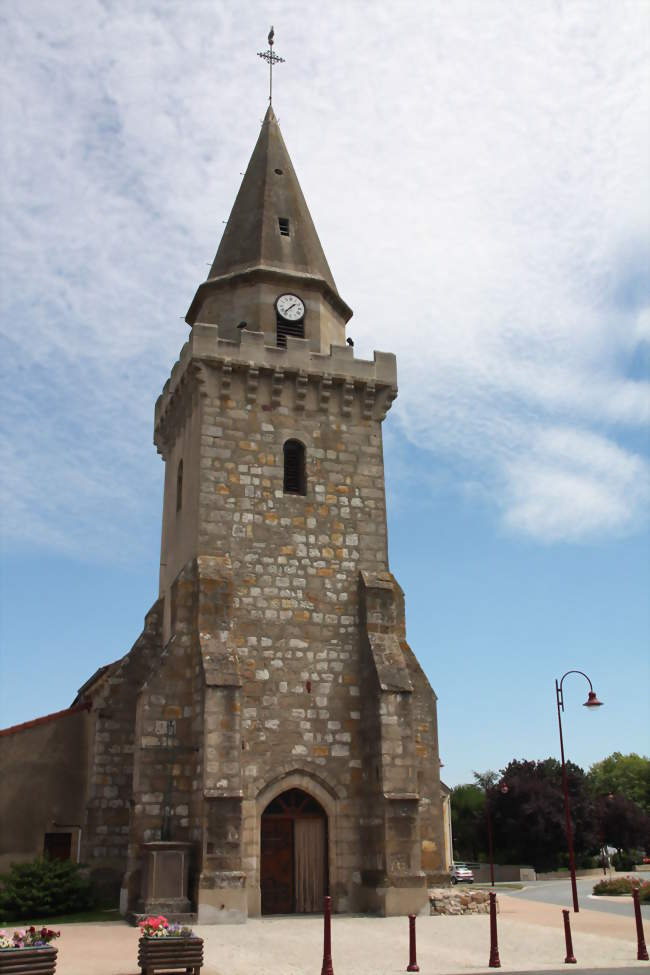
<box><xmin>154</xmin><ymin>323</ymin><xmax>399</xmax><ymax>455</ymax></box>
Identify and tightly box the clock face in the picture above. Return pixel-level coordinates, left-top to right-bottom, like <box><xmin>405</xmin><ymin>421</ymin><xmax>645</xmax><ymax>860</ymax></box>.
<box><xmin>276</xmin><ymin>294</ymin><xmax>305</xmax><ymax>321</ymax></box>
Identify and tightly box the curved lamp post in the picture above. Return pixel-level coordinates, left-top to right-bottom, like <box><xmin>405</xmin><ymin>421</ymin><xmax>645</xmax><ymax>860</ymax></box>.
<box><xmin>555</xmin><ymin>670</ymin><xmax>603</xmax><ymax>912</ymax></box>
<box><xmin>485</xmin><ymin>779</ymin><xmax>509</xmax><ymax>887</ymax></box>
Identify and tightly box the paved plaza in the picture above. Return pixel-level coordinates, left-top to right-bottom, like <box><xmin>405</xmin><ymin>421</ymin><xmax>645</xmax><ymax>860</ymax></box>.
<box><xmin>8</xmin><ymin>893</ymin><xmax>648</xmax><ymax>975</ymax></box>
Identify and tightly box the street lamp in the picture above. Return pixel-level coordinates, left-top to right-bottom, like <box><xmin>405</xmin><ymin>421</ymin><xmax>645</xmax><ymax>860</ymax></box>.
<box><xmin>485</xmin><ymin>780</ymin><xmax>509</xmax><ymax>887</ymax></box>
<box><xmin>555</xmin><ymin>670</ymin><xmax>603</xmax><ymax>912</ymax></box>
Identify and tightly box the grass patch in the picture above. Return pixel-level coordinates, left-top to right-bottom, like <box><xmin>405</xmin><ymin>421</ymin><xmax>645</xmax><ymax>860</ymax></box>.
<box><xmin>474</xmin><ymin>882</ymin><xmax>524</xmax><ymax>890</ymax></box>
<box><xmin>0</xmin><ymin>909</ymin><xmax>123</xmax><ymax>926</ymax></box>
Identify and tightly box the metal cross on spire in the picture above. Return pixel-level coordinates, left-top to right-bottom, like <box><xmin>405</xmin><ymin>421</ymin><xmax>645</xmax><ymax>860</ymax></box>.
<box><xmin>257</xmin><ymin>26</ymin><xmax>285</xmax><ymax>106</ymax></box>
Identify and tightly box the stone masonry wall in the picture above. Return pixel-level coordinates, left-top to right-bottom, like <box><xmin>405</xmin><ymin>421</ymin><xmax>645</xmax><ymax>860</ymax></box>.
<box><xmin>357</xmin><ymin>571</ymin><xmax>430</xmax><ymax>909</ymax></box>
<box><xmin>191</xmin><ymin>358</ymin><xmax>393</xmax><ymax>910</ymax></box>
<box><xmin>124</xmin><ymin>564</ymin><xmax>203</xmax><ymax>909</ymax></box>
<box><xmin>429</xmin><ymin>888</ymin><xmax>493</xmax><ymax>915</ymax></box>
<box><xmin>82</xmin><ymin>600</ymin><xmax>163</xmax><ymax>897</ymax></box>
<box><xmin>406</xmin><ymin>642</ymin><xmax>446</xmax><ymax>880</ymax></box>
<box><xmin>151</xmin><ymin>329</ymin><xmax>443</xmax><ymax>914</ymax></box>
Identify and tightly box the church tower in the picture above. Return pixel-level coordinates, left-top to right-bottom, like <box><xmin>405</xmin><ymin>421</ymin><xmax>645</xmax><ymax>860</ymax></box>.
<box><xmin>81</xmin><ymin>102</ymin><xmax>446</xmax><ymax>921</ymax></box>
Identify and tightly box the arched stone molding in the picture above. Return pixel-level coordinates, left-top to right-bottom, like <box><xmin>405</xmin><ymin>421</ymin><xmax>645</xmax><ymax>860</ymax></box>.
<box><xmin>256</xmin><ymin>761</ymin><xmax>343</xmax><ymax>806</ymax></box>
<box><xmin>245</xmin><ymin>766</ymin><xmax>341</xmax><ymax>916</ymax></box>
<box><xmin>275</xmin><ymin>425</ymin><xmax>316</xmax><ymax>452</ymax></box>
<box><xmin>256</xmin><ymin>769</ymin><xmax>338</xmax><ymax>819</ymax></box>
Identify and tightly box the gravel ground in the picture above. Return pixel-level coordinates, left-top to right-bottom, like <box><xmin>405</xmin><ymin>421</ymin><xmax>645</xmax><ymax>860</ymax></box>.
<box><xmin>6</xmin><ymin>894</ymin><xmax>649</xmax><ymax>975</ymax></box>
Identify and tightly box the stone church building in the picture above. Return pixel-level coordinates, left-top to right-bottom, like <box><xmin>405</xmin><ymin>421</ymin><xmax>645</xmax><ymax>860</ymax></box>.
<box><xmin>0</xmin><ymin>105</ymin><xmax>447</xmax><ymax>921</ymax></box>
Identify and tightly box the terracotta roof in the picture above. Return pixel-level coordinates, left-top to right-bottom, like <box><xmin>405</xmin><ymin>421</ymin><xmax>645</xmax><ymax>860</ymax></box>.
<box><xmin>0</xmin><ymin>701</ymin><xmax>91</xmax><ymax>738</ymax></box>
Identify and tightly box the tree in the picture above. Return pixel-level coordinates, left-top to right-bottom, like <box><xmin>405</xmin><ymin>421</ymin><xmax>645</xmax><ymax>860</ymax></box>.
<box><xmin>451</xmin><ymin>754</ymin><xmax>650</xmax><ymax>873</ymax></box>
<box><xmin>597</xmin><ymin>793</ymin><xmax>650</xmax><ymax>854</ymax></box>
<box><xmin>488</xmin><ymin>758</ymin><xmax>598</xmax><ymax>872</ymax></box>
<box><xmin>588</xmin><ymin>753</ymin><xmax>650</xmax><ymax>812</ymax></box>
<box><xmin>450</xmin><ymin>783</ymin><xmax>486</xmax><ymax>861</ymax></box>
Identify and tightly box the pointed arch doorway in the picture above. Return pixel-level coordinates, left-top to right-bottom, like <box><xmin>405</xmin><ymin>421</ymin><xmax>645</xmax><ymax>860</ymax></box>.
<box><xmin>260</xmin><ymin>788</ymin><xmax>328</xmax><ymax>914</ymax></box>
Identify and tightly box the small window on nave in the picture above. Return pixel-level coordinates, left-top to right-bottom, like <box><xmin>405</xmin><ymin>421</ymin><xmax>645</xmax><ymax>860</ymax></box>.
<box><xmin>283</xmin><ymin>439</ymin><xmax>306</xmax><ymax>496</ymax></box>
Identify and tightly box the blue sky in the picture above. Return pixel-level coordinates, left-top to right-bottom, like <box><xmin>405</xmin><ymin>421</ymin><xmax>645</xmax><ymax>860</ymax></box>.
<box><xmin>1</xmin><ymin>1</ymin><xmax>648</xmax><ymax>786</ymax></box>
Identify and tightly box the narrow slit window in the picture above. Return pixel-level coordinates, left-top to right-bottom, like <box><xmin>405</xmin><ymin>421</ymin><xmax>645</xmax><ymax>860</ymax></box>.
<box><xmin>283</xmin><ymin>439</ymin><xmax>306</xmax><ymax>495</ymax></box>
<box><xmin>278</xmin><ymin>217</ymin><xmax>290</xmax><ymax>237</ymax></box>
<box><xmin>176</xmin><ymin>459</ymin><xmax>183</xmax><ymax>512</ymax></box>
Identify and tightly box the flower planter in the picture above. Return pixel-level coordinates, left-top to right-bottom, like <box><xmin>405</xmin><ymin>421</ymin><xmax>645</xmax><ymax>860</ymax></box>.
<box><xmin>137</xmin><ymin>936</ymin><xmax>203</xmax><ymax>975</ymax></box>
<box><xmin>0</xmin><ymin>946</ymin><xmax>57</xmax><ymax>974</ymax></box>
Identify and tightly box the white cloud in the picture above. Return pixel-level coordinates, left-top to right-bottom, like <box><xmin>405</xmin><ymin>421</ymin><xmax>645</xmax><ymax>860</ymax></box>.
<box><xmin>1</xmin><ymin>0</ymin><xmax>649</xmax><ymax>555</ymax></box>
<box><xmin>502</xmin><ymin>426</ymin><xmax>649</xmax><ymax>542</ymax></box>
<box><xmin>636</xmin><ymin>307</ymin><xmax>650</xmax><ymax>344</ymax></box>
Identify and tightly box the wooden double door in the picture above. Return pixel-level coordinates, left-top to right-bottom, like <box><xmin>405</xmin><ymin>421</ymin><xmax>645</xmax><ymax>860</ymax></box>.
<box><xmin>260</xmin><ymin>789</ymin><xmax>328</xmax><ymax>914</ymax></box>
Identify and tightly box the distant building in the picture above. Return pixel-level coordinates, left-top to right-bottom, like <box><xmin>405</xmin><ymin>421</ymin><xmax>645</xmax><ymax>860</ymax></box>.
<box><xmin>1</xmin><ymin>104</ymin><xmax>447</xmax><ymax>921</ymax></box>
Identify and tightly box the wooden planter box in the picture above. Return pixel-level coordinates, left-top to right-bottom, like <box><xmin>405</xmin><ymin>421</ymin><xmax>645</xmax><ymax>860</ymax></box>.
<box><xmin>0</xmin><ymin>946</ymin><xmax>57</xmax><ymax>974</ymax></box>
<box><xmin>137</xmin><ymin>936</ymin><xmax>203</xmax><ymax>975</ymax></box>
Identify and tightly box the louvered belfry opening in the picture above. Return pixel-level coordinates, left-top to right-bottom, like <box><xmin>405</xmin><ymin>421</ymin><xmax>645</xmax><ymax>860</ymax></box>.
<box><xmin>276</xmin><ymin>315</ymin><xmax>305</xmax><ymax>348</ymax></box>
<box><xmin>283</xmin><ymin>439</ymin><xmax>306</xmax><ymax>495</ymax></box>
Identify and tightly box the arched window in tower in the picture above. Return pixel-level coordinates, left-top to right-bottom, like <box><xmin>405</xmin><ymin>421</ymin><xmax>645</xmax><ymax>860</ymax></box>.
<box><xmin>283</xmin><ymin>440</ymin><xmax>306</xmax><ymax>496</ymax></box>
<box><xmin>176</xmin><ymin>459</ymin><xmax>183</xmax><ymax>512</ymax></box>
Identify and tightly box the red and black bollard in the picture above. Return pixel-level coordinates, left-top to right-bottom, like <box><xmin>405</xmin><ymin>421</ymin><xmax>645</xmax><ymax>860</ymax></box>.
<box><xmin>406</xmin><ymin>913</ymin><xmax>420</xmax><ymax>972</ymax></box>
<box><xmin>488</xmin><ymin>890</ymin><xmax>501</xmax><ymax>968</ymax></box>
<box><xmin>633</xmin><ymin>887</ymin><xmax>649</xmax><ymax>961</ymax></box>
<box><xmin>320</xmin><ymin>895</ymin><xmax>334</xmax><ymax>975</ymax></box>
<box><xmin>562</xmin><ymin>908</ymin><xmax>577</xmax><ymax>964</ymax></box>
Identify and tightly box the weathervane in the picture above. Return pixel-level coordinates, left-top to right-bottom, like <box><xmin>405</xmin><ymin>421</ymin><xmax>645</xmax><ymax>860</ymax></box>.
<box><xmin>257</xmin><ymin>26</ymin><xmax>285</xmax><ymax>106</ymax></box>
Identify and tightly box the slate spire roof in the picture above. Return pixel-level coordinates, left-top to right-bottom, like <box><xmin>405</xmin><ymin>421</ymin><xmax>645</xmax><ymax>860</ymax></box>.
<box><xmin>207</xmin><ymin>106</ymin><xmax>339</xmax><ymax>295</ymax></box>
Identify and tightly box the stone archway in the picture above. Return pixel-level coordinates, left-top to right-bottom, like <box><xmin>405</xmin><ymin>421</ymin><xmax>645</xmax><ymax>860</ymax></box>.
<box><xmin>260</xmin><ymin>788</ymin><xmax>328</xmax><ymax>915</ymax></box>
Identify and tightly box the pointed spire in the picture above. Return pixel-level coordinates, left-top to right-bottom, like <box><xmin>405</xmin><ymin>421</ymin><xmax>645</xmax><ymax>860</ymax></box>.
<box><xmin>186</xmin><ymin>106</ymin><xmax>352</xmax><ymax>332</ymax></box>
<box><xmin>207</xmin><ymin>107</ymin><xmax>339</xmax><ymax>294</ymax></box>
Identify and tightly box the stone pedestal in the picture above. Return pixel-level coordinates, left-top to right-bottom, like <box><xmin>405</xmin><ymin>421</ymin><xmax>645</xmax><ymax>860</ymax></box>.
<box><xmin>138</xmin><ymin>841</ymin><xmax>193</xmax><ymax>915</ymax></box>
<box><xmin>197</xmin><ymin>869</ymin><xmax>247</xmax><ymax>924</ymax></box>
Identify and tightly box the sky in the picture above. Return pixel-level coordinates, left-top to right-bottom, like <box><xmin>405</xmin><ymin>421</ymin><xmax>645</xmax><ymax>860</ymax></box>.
<box><xmin>0</xmin><ymin>0</ymin><xmax>648</xmax><ymax>787</ymax></box>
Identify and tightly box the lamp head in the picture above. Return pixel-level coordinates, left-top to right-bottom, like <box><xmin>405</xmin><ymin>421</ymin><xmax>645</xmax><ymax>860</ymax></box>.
<box><xmin>583</xmin><ymin>690</ymin><xmax>603</xmax><ymax>709</ymax></box>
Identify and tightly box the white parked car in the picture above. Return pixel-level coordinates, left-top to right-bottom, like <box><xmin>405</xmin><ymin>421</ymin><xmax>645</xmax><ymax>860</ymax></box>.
<box><xmin>450</xmin><ymin>862</ymin><xmax>474</xmax><ymax>884</ymax></box>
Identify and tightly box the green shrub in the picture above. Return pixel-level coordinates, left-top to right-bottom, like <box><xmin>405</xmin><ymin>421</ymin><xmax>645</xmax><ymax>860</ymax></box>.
<box><xmin>593</xmin><ymin>876</ymin><xmax>650</xmax><ymax>897</ymax></box>
<box><xmin>0</xmin><ymin>857</ymin><xmax>94</xmax><ymax>920</ymax></box>
<box><xmin>611</xmin><ymin>849</ymin><xmax>644</xmax><ymax>871</ymax></box>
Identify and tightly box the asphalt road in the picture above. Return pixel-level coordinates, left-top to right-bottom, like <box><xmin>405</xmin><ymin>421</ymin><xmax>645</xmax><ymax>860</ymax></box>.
<box><xmin>506</xmin><ymin>876</ymin><xmax>650</xmax><ymax>919</ymax></box>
